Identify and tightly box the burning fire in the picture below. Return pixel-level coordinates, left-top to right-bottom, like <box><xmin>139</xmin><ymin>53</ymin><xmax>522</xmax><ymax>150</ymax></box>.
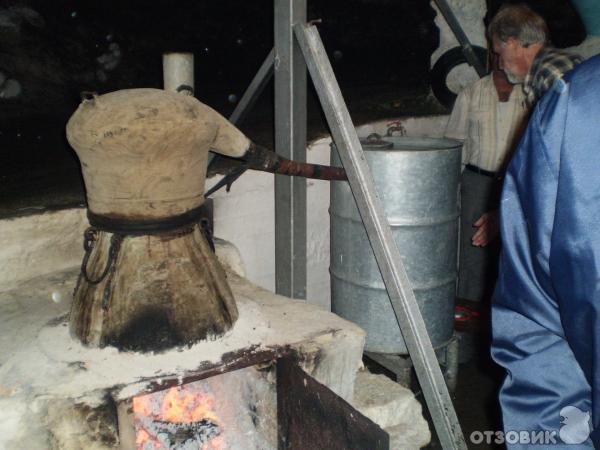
<box><xmin>132</xmin><ymin>382</ymin><xmax>223</xmax><ymax>449</ymax></box>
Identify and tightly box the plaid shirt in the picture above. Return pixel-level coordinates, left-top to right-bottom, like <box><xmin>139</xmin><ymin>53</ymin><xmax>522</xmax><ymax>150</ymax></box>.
<box><xmin>523</xmin><ymin>47</ymin><xmax>582</xmax><ymax>107</ymax></box>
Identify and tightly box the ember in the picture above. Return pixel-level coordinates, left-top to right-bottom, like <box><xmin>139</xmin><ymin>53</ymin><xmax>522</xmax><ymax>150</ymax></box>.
<box><xmin>133</xmin><ymin>383</ymin><xmax>223</xmax><ymax>450</ymax></box>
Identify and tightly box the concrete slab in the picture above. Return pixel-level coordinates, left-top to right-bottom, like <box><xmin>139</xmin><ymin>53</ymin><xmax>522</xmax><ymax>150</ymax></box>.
<box><xmin>352</xmin><ymin>370</ymin><xmax>431</xmax><ymax>449</ymax></box>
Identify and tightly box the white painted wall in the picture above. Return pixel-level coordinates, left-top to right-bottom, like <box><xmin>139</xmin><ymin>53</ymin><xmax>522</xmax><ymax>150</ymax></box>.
<box><xmin>0</xmin><ymin>208</ymin><xmax>88</xmax><ymax>293</ymax></box>
<box><xmin>204</xmin><ymin>136</ymin><xmax>335</xmax><ymax>310</ymax></box>
<box><xmin>206</xmin><ymin>170</ymin><xmax>276</xmax><ymax>291</ymax></box>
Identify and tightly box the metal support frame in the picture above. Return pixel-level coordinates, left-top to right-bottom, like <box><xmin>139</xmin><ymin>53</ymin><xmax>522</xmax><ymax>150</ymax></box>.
<box><xmin>229</xmin><ymin>48</ymin><xmax>275</xmax><ymax>125</ymax></box>
<box><xmin>294</xmin><ymin>22</ymin><xmax>466</xmax><ymax>449</ymax></box>
<box><xmin>209</xmin><ymin>49</ymin><xmax>273</xmax><ymax>167</ymax></box>
<box><xmin>223</xmin><ymin>9</ymin><xmax>466</xmax><ymax>448</ymax></box>
<box><xmin>221</xmin><ymin>2</ymin><xmax>308</xmax><ymax>300</ymax></box>
<box><xmin>274</xmin><ymin>0</ymin><xmax>307</xmax><ymax>299</ymax></box>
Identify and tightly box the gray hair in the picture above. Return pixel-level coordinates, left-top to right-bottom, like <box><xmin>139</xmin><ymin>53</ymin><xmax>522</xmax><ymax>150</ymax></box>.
<box><xmin>488</xmin><ymin>4</ymin><xmax>549</xmax><ymax>47</ymax></box>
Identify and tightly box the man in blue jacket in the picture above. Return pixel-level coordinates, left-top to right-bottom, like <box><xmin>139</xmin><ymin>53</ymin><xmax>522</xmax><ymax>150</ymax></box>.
<box><xmin>492</xmin><ymin>55</ymin><xmax>600</xmax><ymax>448</ymax></box>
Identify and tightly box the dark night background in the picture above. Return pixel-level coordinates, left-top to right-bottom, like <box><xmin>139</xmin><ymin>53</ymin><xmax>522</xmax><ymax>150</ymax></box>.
<box><xmin>0</xmin><ymin>0</ymin><xmax>585</xmax><ymax>215</ymax></box>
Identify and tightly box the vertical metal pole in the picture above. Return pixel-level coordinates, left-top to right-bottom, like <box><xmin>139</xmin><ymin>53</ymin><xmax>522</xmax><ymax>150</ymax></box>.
<box><xmin>274</xmin><ymin>0</ymin><xmax>307</xmax><ymax>298</ymax></box>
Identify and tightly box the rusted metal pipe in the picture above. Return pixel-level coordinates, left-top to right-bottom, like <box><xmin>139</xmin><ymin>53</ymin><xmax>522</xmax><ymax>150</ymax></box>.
<box><xmin>204</xmin><ymin>143</ymin><xmax>346</xmax><ymax>197</ymax></box>
<box><xmin>245</xmin><ymin>142</ymin><xmax>346</xmax><ymax>180</ymax></box>
<box><xmin>255</xmin><ymin>155</ymin><xmax>346</xmax><ymax>180</ymax></box>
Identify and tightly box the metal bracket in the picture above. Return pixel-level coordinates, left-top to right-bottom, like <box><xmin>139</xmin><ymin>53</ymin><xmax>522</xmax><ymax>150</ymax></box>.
<box><xmin>225</xmin><ymin>9</ymin><xmax>467</xmax><ymax>448</ymax></box>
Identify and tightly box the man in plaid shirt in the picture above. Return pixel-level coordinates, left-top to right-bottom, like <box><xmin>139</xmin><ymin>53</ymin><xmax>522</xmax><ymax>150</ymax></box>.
<box><xmin>460</xmin><ymin>4</ymin><xmax>581</xmax><ymax>258</ymax></box>
<box><xmin>489</xmin><ymin>4</ymin><xmax>582</xmax><ymax>108</ymax></box>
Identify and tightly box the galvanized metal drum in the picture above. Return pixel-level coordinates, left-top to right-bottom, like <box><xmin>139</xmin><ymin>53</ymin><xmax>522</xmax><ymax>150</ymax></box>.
<box><xmin>330</xmin><ymin>136</ymin><xmax>462</xmax><ymax>354</ymax></box>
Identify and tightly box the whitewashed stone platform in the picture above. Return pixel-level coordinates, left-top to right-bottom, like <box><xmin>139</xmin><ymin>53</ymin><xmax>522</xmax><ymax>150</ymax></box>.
<box><xmin>0</xmin><ymin>208</ymin><xmax>431</xmax><ymax>449</ymax></box>
<box><xmin>0</xmin><ymin>267</ymin><xmax>366</xmax><ymax>449</ymax></box>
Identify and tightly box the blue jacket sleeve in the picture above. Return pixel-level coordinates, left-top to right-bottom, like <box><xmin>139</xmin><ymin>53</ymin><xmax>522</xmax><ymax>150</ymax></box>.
<box><xmin>548</xmin><ymin>58</ymin><xmax>600</xmax><ymax>446</ymax></box>
<box><xmin>492</xmin><ymin>56</ymin><xmax>600</xmax><ymax>448</ymax></box>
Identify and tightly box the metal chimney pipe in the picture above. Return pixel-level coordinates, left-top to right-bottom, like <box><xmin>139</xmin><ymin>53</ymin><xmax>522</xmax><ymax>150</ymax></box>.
<box><xmin>163</xmin><ymin>52</ymin><xmax>194</xmax><ymax>95</ymax></box>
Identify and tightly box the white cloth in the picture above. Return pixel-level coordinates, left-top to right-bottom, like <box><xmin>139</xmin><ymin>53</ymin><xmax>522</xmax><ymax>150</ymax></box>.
<box><xmin>445</xmin><ymin>75</ymin><xmax>528</xmax><ymax>173</ymax></box>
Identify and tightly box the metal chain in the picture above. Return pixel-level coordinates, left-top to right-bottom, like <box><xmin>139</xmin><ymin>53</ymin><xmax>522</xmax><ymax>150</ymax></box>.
<box><xmin>79</xmin><ymin>222</ymin><xmax>209</xmax><ymax>311</ymax></box>
<box><xmin>80</xmin><ymin>228</ymin><xmax>124</xmax><ymax>285</ymax></box>
<box><xmin>200</xmin><ymin>218</ymin><xmax>215</xmax><ymax>252</ymax></box>
<box><xmin>101</xmin><ymin>239</ymin><xmax>122</xmax><ymax>310</ymax></box>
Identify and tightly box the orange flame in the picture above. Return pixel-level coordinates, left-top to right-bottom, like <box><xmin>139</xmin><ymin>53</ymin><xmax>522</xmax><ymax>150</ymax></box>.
<box><xmin>135</xmin><ymin>429</ymin><xmax>152</xmax><ymax>447</ymax></box>
<box><xmin>160</xmin><ymin>386</ymin><xmax>219</xmax><ymax>423</ymax></box>
<box><xmin>132</xmin><ymin>396</ymin><xmax>153</xmax><ymax>418</ymax></box>
<box><xmin>132</xmin><ymin>383</ymin><xmax>222</xmax><ymax>450</ymax></box>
